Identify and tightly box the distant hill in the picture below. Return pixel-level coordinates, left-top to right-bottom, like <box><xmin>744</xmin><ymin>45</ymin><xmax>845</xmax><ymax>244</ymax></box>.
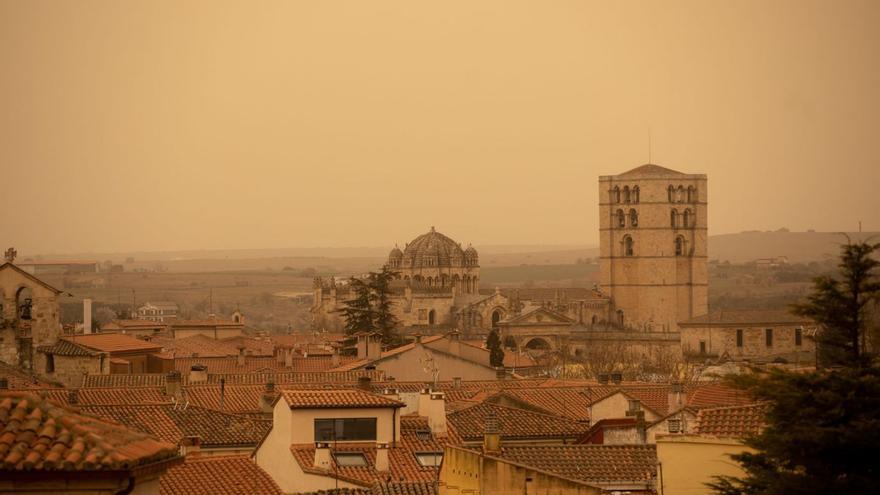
<box><xmin>709</xmin><ymin>231</ymin><xmax>879</xmax><ymax>263</ymax></box>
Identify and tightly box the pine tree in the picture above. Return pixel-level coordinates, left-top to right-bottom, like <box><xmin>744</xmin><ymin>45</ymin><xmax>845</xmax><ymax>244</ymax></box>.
<box><xmin>371</xmin><ymin>265</ymin><xmax>401</xmax><ymax>345</ymax></box>
<box><xmin>338</xmin><ymin>277</ymin><xmax>374</xmax><ymax>335</ymax></box>
<box><xmin>791</xmin><ymin>240</ymin><xmax>880</xmax><ymax>367</ymax></box>
<box><xmin>487</xmin><ymin>328</ymin><xmax>505</xmax><ymax>368</ymax></box>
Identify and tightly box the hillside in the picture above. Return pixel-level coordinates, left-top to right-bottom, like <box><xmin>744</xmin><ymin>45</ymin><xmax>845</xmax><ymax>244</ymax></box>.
<box><xmin>708</xmin><ymin>230</ymin><xmax>878</xmax><ymax>263</ymax></box>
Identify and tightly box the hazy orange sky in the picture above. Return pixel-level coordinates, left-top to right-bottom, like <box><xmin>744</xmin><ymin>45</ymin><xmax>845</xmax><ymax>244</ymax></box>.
<box><xmin>2</xmin><ymin>0</ymin><xmax>878</xmax><ymax>254</ymax></box>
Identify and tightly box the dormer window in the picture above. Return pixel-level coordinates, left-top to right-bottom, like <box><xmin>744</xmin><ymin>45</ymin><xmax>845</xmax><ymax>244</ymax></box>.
<box><xmin>415</xmin><ymin>452</ymin><xmax>444</xmax><ymax>467</ymax></box>
<box><xmin>314</xmin><ymin>418</ymin><xmax>377</xmax><ymax>442</ymax></box>
<box><xmin>333</xmin><ymin>452</ymin><xmax>368</xmax><ymax>467</ymax></box>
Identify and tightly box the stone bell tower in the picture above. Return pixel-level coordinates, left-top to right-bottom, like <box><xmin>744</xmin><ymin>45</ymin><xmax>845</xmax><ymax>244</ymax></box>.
<box><xmin>598</xmin><ymin>164</ymin><xmax>708</xmax><ymax>332</ymax></box>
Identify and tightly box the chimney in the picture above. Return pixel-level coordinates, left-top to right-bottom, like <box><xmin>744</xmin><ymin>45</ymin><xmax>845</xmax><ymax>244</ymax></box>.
<box><xmin>165</xmin><ymin>371</ymin><xmax>182</xmax><ymax>397</ymax></box>
<box><xmin>453</xmin><ymin>377</ymin><xmax>462</xmax><ymax>390</ymax></box>
<box><xmin>426</xmin><ymin>391</ymin><xmax>447</xmax><ymax>437</ymax></box>
<box><xmin>358</xmin><ymin>376</ymin><xmax>372</xmax><ymax>392</ymax></box>
<box><xmin>482</xmin><ymin>412</ymin><xmax>501</xmax><ymax>455</ymax></box>
<box><xmin>374</xmin><ymin>442</ymin><xmax>390</xmax><ymax>472</ymax></box>
<box><xmin>366</xmin><ymin>333</ymin><xmax>382</xmax><ymax>360</ymax></box>
<box><xmin>68</xmin><ymin>389</ymin><xmax>79</xmax><ymax>405</ymax></box>
<box><xmin>180</xmin><ymin>436</ymin><xmax>201</xmax><ymax>456</ymax></box>
<box><xmin>418</xmin><ymin>388</ymin><xmax>431</xmax><ymax>417</ymax></box>
<box><xmin>668</xmin><ymin>382</ymin><xmax>684</xmax><ymax>413</ymax></box>
<box><xmin>313</xmin><ymin>442</ymin><xmax>332</xmax><ymax>469</ymax></box>
<box><xmin>189</xmin><ymin>364</ymin><xmax>208</xmax><ymax>384</ymax></box>
<box><xmin>382</xmin><ymin>387</ymin><xmax>400</xmax><ymax>400</ymax></box>
<box><xmin>611</xmin><ymin>372</ymin><xmax>622</xmax><ymax>384</ymax></box>
<box><xmin>356</xmin><ymin>333</ymin><xmax>368</xmax><ymax>360</ymax></box>
<box><xmin>413</xmin><ymin>333</ymin><xmax>423</xmax><ymax>344</ymax></box>
<box><xmin>259</xmin><ymin>380</ymin><xmax>277</xmax><ymax>414</ymax></box>
<box><xmin>331</xmin><ymin>347</ymin><xmax>340</xmax><ymax>368</ymax></box>
<box><xmin>284</xmin><ymin>347</ymin><xmax>294</xmax><ymax>368</ymax></box>
<box><xmin>236</xmin><ymin>346</ymin><xmax>246</xmax><ymax>367</ymax></box>
<box><xmin>83</xmin><ymin>298</ymin><xmax>92</xmax><ymax>334</ymax></box>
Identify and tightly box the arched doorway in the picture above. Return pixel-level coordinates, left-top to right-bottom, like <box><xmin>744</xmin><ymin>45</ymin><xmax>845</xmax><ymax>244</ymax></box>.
<box><xmin>524</xmin><ymin>338</ymin><xmax>551</xmax><ymax>351</ymax></box>
<box><xmin>428</xmin><ymin>309</ymin><xmax>436</xmax><ymax>326</ymax></box>
<box><xmin>491</xmin><ymin>309</ymin><xmax>502</xmax><ymax>329</ymax></box>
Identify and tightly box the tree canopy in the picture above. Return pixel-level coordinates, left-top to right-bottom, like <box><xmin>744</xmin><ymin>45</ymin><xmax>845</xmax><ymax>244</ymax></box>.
<box><xmin>338</xmin><ymin>265</ymin><xmax>401</xmax><ymax>345</ymax></box>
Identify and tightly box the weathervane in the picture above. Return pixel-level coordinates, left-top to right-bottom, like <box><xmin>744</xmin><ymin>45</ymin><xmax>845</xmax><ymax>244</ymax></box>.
<box><xmin>4</xmin><ymin>247</ymin><xmax>16</xmax><ymax>263</ymax></box>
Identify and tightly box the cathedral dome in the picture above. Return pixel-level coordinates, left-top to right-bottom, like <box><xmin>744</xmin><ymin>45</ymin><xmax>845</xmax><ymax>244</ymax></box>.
<box><xmin>402</xmin><ymin>227</ymin><xmax>466</xmax><ymax>268</ymax></box>
<box><xmin>388</xmin><ymin>246</ymin><xmax>403</xmax><ymax>259</ymax></box>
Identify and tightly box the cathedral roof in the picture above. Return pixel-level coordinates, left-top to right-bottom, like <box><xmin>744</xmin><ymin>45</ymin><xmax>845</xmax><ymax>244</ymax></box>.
<box><xmin>617</xmin><ymin>163</ymin><xmax>686</xmax><ymax>177</ymax></box>
<box><xmin>401</xmin><ymin>227</ymin><xmax>471</xmax><ymax>267</ymax></box>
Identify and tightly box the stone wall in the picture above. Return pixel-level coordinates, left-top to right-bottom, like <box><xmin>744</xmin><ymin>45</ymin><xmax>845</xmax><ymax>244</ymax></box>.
<box><xmin>680</xmin><ymin>324</ymin><xmax>815</xmax><ymax>364</ymax></box>
<box><xmin>0</xmin><ymin>265</ymin><xmax>62</xmax><ymax>370</ymax></box>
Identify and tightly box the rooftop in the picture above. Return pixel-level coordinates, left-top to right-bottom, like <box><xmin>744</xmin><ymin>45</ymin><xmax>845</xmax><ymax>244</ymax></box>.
<box><xmin>159</xmin><ymin>455</ymin><xmax>283</xmax><ymax>495</ymax></box>
<box><xmin>694</xmin><ymin>402</ymin><xmax>769</xmax><ymax>438</ymax></box>
<box><xmin>0</xmin><ymin>391</ymin><xmax>180</xmax><ymax>471</ymax></box>
<box><xmin>498</xmin><ymin>444</ymin><xmax>657</xmax><ymax>486</ymax></box>
<box><xmin>679</xmin><ymin>309</ymin><xmax>812</xmax><ymax>326</ymax></box>
<box><xmin>280</xmin><ymin>389</ymin><xmax>405</xmax><ymax>410</ymax></box>
<box><xmin>447</xmin><ymin>402</ymin><xmax>590</xmax><ymax>441</ymax></box>
<box><xmin>62</xmin><ymin>333</ymin><xmax>164</xmax><ymax>353</ymax></box>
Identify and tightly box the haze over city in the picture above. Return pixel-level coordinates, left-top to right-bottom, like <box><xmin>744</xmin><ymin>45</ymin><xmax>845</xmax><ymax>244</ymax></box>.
<box><xmin>3</xmin><ymin>0</ymin><xmax>879</xmax><ymax>255</ymax></box>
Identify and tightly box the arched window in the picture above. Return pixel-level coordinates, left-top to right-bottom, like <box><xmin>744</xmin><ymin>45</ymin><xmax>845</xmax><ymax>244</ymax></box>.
<box><xmin>683</xmin><ymin>209</ymin><xmax>691</xmax><ymax>228</ymax></box>
<box><xmin>629</xmin><ymin>209</ymin><xmax>638</xmax><ymax>227</ymax></box>
<box><xmin>612</xmin><ymin>186</ymin><xmax>621</xmax><ymax>203</ymax></box>
<box><xmin>675</xmin><ymin>236</ymin><xmax>685</xmax><ymax>256</ymax></box>
<box><xmin>623</xmin><ymin>186</ymin><xmax>631</xmax><ymax>203</ymax></box>
<box><xmin>617</xmin><ymin>209</ymin><xmax>625</xmax><ymax>228</ymax></box>
<box><xmin>677</xmin><ymin>185</ymin><xmax>685</xmax><ymax>203</ymax></box>
<box><xmin>670</xmin><ymin>209</ymin><xmax>678</xmax><ymax>228</ymax></box>
<box><xmin>633</xmin><ymin>186</ymin><xmax>640</xmax><ymax>203</ymax></box>
<box><xmin>622</xmin><ymin>235</ymin><xmax>634</xmax><ymax>256</ymax></box>
<box><xmin>617</xmin><ymin>310</ymin><xmax>625</xmax><ymax>326</ymax></box>
<box><xmin>687</xmin><ymin>186</ymin><xmax>695</xmax><ymax>203</ymax></box>
<box><xmin>668</xmin><ymin>185</ymin><xmax>675</xmax><ymax>203</ymax></box>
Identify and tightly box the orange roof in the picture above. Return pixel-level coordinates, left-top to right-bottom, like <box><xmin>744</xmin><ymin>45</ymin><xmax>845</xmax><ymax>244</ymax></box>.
<box><xmin>105</xmin><ymin>319</ymin><xmax>168</xmax><ymax>329</ymax></box>
<box><xmin>695</xmin><ymin>402</ymin><xmax>769</xmax><ymax>438</ymax></box>
<box><xmin>280</xmin><ymin>389</ymin><xmax>404</xmax><ymax>409</ymax></box>
<box><xmin>448</xmin><ymin>402</ymin><xmax>590</xmax><ymax>441</ymax></box>
<box><xmin>172</xmin><ymin>319</ymin><xmax>243</xmax><ymax>327</ymax></box>
<box><xmin>63</xmin><ymin>333</ymin><xmax>163</xmax><ymax>353</ymax></box>
<box><xmin>687</xmin><ymin>383</ymin><xmax>754</xmax><ymax>409</ymax></box>
<box><xmin>160</xmin><ymin>455</ymin><xmax>282</xmax><ymax>495</ymax></box>
<box><xmin>497</xmin><ymin>444</ymin><xmax>657</xmax><ymax>485</ymax></box>
<box><xmin>0</xmin><ymin>391</ymin><xmax>180</xmax><ymax>471</ymax></box>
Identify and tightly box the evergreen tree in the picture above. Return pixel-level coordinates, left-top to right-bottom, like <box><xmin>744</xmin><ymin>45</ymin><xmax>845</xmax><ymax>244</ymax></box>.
<box><xmin>486</xmin><ymin>328</ymin><xmax>505</xmax><ymax>368</ymax></box>
<box><xmin>338</xmin><ymin>277</ymin><xmax>374</xmax><ymax>335</ymax></box>
<box><xmin>791</xmin><ymin>240</ymin><xmax>880</xmax><ymax>367</ymax></box>
<box><xmin>371</xmin><ymin>265</ymin><xmax>401</xmax><ymax>345</ymax></box>
<box><xmin>709</xmin><ymin>366</ymin><xmax>880</xmax><ymax>495</ymax></box>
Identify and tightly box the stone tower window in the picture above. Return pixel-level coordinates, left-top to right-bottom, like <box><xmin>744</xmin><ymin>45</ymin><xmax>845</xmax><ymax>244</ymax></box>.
<box><xmin>670</xmin><ymin>209</ymin><xmax>678</xmax><ymax>228</ymax></box>
<box><xmin>613</xmin><ymin>186</ymin><xmax>621</xmax><ymax>203</ymax></box>
<box><xmin>622</xmin><ymin>235</ymin><xmax>634</xmax><ymax>256</ymax></box>
<box><xmin>617</xmin><ymin>209</ymin><xmax>625</xmax><ymax>228</ymax></box>
<box><xmin>683</xmin><ymin>209</ymin><xmax>690</xmax><ymax>228</ymax></box>
<box><xmin>629</xmin><ymin>209</ymin><xmax>638</xmax><ymax>227</ymax></box>
<box><xmin>623</xmin><ymin>186</ymin><xmax>631</xmax><ymax>203</ymax></box>
<box><xmin>675</xmin><ymin>236</ymin><xmax>685</xmax><ymax>256</ymax></box>
<box><xmin>668</xmin><ymin>185</ymin><xmax>675</xmax><ymax>203</ymax></box>
<box><xmin>677</xmin><ymin>185</ymin><xmax>685</xmax><ymax>203</ymax></box>
<box><xmin>687</xmin><ymin>186</ymin><xmax>696</xmax><ymax>203</ymax></box>
<box><xmin>633</xmin><ymin>186</ymin><xmax>640</xmax><ymax>203</ymax></box>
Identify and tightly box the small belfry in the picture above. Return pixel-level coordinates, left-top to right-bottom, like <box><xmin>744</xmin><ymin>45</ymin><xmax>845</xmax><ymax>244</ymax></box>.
<box><xmin>598</xmin><ymin>163</ymin><xmax>708</xmax><ymax>332</ymax></box>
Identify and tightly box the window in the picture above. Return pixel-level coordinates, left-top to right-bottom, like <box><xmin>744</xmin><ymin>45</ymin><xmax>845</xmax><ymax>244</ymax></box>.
<box><xmin>736</xmin><ymin>329</ymin><xmax>743</xmax><ymax>348</ymax></box>
<box><xmin>629</xmin><ymin>209</ymin><xmax>638</xmax><ymax>227</ymax></box>
<box><xmin>677</xmin><ymin>185</ymin><xmax>685</xmax><ymax>202</ymax></box>
<box><xmin>671</xmin><ymin>209</ymin><xmax>678</xmax><ymax>228</ymax></box>
<box><xmin>675</xmin><ymin>236</ymin><xmax>685</xmax><ymax>256</ymax></box>
<box><xmin>795</xmin><ymin>327</ymin><xmax>803</xmax><ymax>346</ymax></box>
<box><xmin>633</xmin><ymin>186</ymin><xmax>640</xmax><ymax>203</ymax></box>
<box><xmin>623</xmin><ymin>235</ymin><xmax>634</xmax><ymax>256</ymax></box>
<box><xmin>667</xmin><ymin>418</ymin><xmax>682</xmax><ymax>433</ymax></box>
<box><xmin>687</xmin><ymin>186</ymin><xmax>695</xmax><ymax>203</ymax></box>
<box><xmin>613</xmin><ymin>186</ymin><xmax>620</xmax><ymax>203</ymax></box>
<box><xmin>623</xmin><ymin>186</ymin><xmax>631</xmax><ymax>203</ymax></box>
<box><xmin>314</xmin><ymin>418</ymin><xmax>377</xmax><ymax>442</ymax></box>
<box><xmin>617</xmin><ymin>209</ymin><xmax>625</xmax><ymax>228</ymax></box>
<box><xmin>668</xmin><ymin>185</ymin><xmax>675</xmax><ymax>203</ymax></box>
<box><xmin>334</xmin><ymin>453</ymin><xmax>368</xmax><ymax>467</ymax></box>
<box><xmin>416</xmin><ymin>430</ymin><xmax>433</xmax><ymax>442</ymax></box>
<box><xmin>683</xmin><ymin>209</ymin><xmax>691</xmax><ymax>228</ymax></box>
<box><xmin>699</xmin><ymin>341</ymin><xmax>707</xmax><ymax>354</ymax></box>
<box><xmin>46</xmin><ymin>354</ymin><xmax>55</xmax><ymax>373</ymax></box>
<box><xmin>415</xmin><ymin>452</ymin><xmax>444</xmax><ymax>467</ymax></box>
<box><xmin>765</xmin><ymin>328</ymin><xmax>774</xmax><ymax>347</ymax></box>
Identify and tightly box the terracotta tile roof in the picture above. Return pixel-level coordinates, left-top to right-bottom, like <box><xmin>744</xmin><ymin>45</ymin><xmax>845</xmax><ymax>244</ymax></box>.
<box><xmin>62</xmin><ymin>333</ymin><xmax>163</xmax><ymax>353</ymax></box>
<box><xmin>0</xmin><ymin>363</ymin><xmax>56</xmax><ymax>390</ymax></box>
<box><xmin>185</xmin><ymin>385</ymin><xmax>266</xmax><ymax>415</ymax></box>
<box><xmin>42</xmin><ymin>387</ymin><xmax>171</xmax><ymax>407</ymax></box>
<box><xmin>172</xmin><ymin>319</ymin><xmax>243</xmax><ymax>327</ymax></box>
<box><xmin>80</xmin><ymin>404</ymin><xmax>271</xmax><ymax>448</ymax></box>
<box><xmin>203</xmin><ymin>370</ymin><xmax>386</xmax><ymax>385</ymax></box>
<box><xmin>695</xmin><ymin>403</ymin><xmax>769</xmax><ymax>438</ymax></box>
<box><xmin>83</xmin><ymin>374</ymin><xmax>168</xmax><ymax>388</ymax></box>
<box><xmin>679</xmin><ymin>309</ymin><xmax>812</xmax><ymax>326</ymax></box>
<box><xmin>487</xmin><ymin>387</ymin><xmax>608</xmax><ymax>421</ymax></box>
<box><xmin>174</xmin><ymin>357</ymin><xmax>283</xmax><ymax>374</ymax></box>
<box><xmin>0</xmin><ymin>391</ymin><xmax>180</xmax><ymax>471</ymax></box>
<box><xmin>687</xmin><ymin>383</ymin><xmax>754</xmax><ymax>409</ymax></box>
<box><xmin>160</xmin><ymin>455</ymin><xmax>283</xmax><ymax>495</ymax></box>
<box><xmin>447</xmin><ymin>402</ymin><xmax>590</xmax><ymax>442</ymax></box>
<box><xmin>498</xmin><ymin>444</ymin><xmax>657</xmax><ymax>486</ymax></box>
<box><xmin>372</xmin><ymin>481</ymin><xmax>438</xmax><ymax>495</ymax></box>
<box><xmin>154</xmin><ymin>335</ymin><xmax>247</xmax><ymax>358</ymax></box>
<box><xmin>104</xmin><ymin>319</ymin><xmax>168</xmax><ymax>329</ymax></box>
<box><xmin>280</xmin><ymin>389</ymin><xmax>404</xmax><ymax>409</ymax></box>
<box><xmin>36</xmin><ymin>339</ymin><xmax>101</xmax><ymax>357</ymax></box>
